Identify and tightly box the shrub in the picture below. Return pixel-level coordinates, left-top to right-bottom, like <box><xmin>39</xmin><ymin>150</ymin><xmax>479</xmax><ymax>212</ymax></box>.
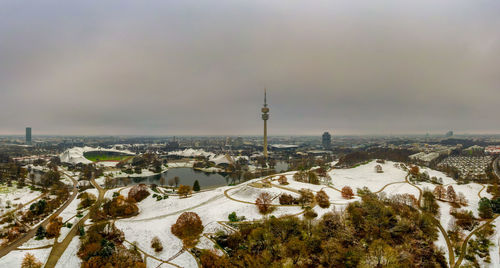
<box><xmin>298</xmin><ymin>189</ymin><xmax>314</xmax><ymax>206</ymax></box>
<box><xmin>178</xmin><ymin>185</ymin><xmax>192</xmax><ymax>198</ymax></box>
<box><xmin>316</xmin><ymin>190</ymin><xmax>330</xmax><ymax>208</ymax></box>
<box><xmin>433</xmin><ymin>185</ymin><xmax>446</xmax><ymax>200</ymax></box>
<box><xmin>78</xmin><ymin>192</ymin><xmax>97</xmax><ymax>209</ymax></box>
<box><xmin>278</xmin><ymin>175</ymin><xmax>288</xmax><ymax>185</ymax></box>
<box><xmin>341</xmin><ymin>186</ymin><xmax>354</xmax><ymax>199</ymax></box>
<box><xmin>193</xmin><ymin>180</ymin><xmax>201</xmax><ymax>192</ymax></box>
<box><xmin>35</xmin><ymin>226</ymin><xmax>46</xmax><ymax>240</ymax></box>
<box><xmin>128</xmin><ymin>184</ymin><xmax>150</xmax><ymax>202</ymax></box>
<box><xmin>171</xmin><ymin>212</ymin><xmax>204</xmax><ymax>248</ymax></box>
<box><xmin>410</xmin><ymin>166</ymin><xmax>420</xmax><ymax>176</ymax></box>
<box><xmin>46</xmin><ymin>217</ymin><xmax>63</xmax><ymax>238</ymax></box>
<box><xmin>151</xmin><ymin>236</ymin><xmax>163</xmax><ymax>252</ymax></box>
<box><xmin>293</xmin><ymin>171</ymin><xmax>307</xmax><ymax>182</ymax></box>
<box><xmin>279</xmin><ymin>194</ymin><xmax>296</xmax><ymax>205</ymax></box>
<box><xmin>255</xmin><ymin>192</ymin><xmax>273</xmax><ymax>215</ymax></box>
<box><xmin>447</xmin><ymin>185</ymin><xmax>457</xmax><ymax>203</ymax></box>
<box><xmin>450</xmin><ymin>209</ymin><xmax>478</xmax><ymax>231</ymax></box>
<box><xmin>228</xmin><ymin>212</ymin><xmax>245</xmax><ymax>222</ymax></box>
<box><xmin>228</xmin><ymin>212</ymin><xmax>238</xmax><ymax>222</ymax></box>
<box><xmin>307</xmin><ymin>171</ymin><xmax>320</xmax><ymax>184</ymax></box>
<box><xmin>479</xmin><ymin>198</ymin><xmax>494</xmax><ymax>219</ymax></box>
<box><xmin>22</xmin><ymin>253</ymin><xmax>42</xmax><ymax>268</ymax></box>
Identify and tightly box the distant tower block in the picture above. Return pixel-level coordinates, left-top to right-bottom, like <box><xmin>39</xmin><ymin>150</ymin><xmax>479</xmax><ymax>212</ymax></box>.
<box><xmin>26</xmin><ymin>127</ymin><xmax>32</xmax><ymax>145</ymax></box>
<box><xmin>322</xmin><ymin>132</ymin><xmax>331</xmax><ymax>149</ymax></box>
<box><xmin>261</xmin><ymin>89</ymin><xmax>270</xmax><ymax>159</ymax></box>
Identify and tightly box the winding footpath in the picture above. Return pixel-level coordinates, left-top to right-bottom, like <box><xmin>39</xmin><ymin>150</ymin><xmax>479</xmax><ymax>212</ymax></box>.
<box><xmin>404</xmin><ymin>175</ymin><xmax>455</xmax><ymax>267</ymax></box>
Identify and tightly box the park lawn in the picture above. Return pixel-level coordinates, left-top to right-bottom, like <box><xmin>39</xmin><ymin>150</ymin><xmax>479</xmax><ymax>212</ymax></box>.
<box><xmin>83</xmin><ymin>153</ymin><xmax>133</xmax><ymax>162</ymax></box>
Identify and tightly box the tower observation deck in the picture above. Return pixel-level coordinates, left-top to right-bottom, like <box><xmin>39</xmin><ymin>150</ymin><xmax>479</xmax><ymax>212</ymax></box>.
<box><xmin>262</xmin><ymin>89</ymin><xmax>269</xmax><ymax>158</ymax></box>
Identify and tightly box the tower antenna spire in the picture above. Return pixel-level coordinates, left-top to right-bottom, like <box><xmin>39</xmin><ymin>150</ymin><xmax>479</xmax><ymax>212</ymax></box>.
<box><xmin>264</xmin><ymin>88</ymin><xmax>267</xmax><ymax>107</ymax></box>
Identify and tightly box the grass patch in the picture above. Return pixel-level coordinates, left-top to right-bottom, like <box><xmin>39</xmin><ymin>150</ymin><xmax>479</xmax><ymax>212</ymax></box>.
<box><xmin>83</xmin><ymin>151</ymin><xmax>133</xmax><ymax>162</ymax></box>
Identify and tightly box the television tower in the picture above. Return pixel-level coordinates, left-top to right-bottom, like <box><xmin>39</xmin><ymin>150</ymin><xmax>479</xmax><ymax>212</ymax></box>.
<box><xmin>261</xmin><ymin>89</ymin><xmax>269</xmax><ymax>158</ymax></box>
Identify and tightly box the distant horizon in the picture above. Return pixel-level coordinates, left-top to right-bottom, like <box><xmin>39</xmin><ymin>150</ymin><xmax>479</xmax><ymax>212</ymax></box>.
<box><xmin>2</xmin><ymin>132</ymin><xmax>500</xmax><ymax>138</ymax></box>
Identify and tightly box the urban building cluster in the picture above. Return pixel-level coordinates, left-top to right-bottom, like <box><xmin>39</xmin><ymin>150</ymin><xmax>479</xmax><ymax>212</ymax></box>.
<box><xmin>438</xmin><ymin>155</ymin><xmax>493</xmax><ymax>179</ymax></box>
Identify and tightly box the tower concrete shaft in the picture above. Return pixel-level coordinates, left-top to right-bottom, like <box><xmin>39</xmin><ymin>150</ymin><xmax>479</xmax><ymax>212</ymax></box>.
<box><xmin>261</xmin><ymin>89</ymin><xmax>269</xmax><ymax>158</ymax></box>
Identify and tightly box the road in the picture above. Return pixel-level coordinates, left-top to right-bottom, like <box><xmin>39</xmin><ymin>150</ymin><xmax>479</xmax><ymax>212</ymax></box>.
<box><xmin>44</xmin><ymin>176</ymin><xmax>107</xmax><ymax>268</ymax></box>
<box><xmin>493</xmin><ymin>156</ymin><xmax>500</xmax><ymax>180</ymax></box>
<box><xmin>0</xmin><ymin>173</ymin><xmax>78</xmax><ymax>259</ymax></box>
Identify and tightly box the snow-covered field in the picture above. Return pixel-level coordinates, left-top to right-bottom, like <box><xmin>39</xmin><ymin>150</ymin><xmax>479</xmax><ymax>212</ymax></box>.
<box><xmin>2</xmin><ymin>159</ymin><xmax>499</xmax><ymax>267</ymax></box>
<box><xmin>0</xmin><ymin>183</ymin><xmax>42</xmax><ymax>216</ymax></box>
<box><xmin>0</xmin><ymin>248</ymin><xmax>52</xmax><ymax>267</ymax></box>
<box><xmin>328</xmin><ymin>160</ymin><xmax>407</xmax><ymax>192</ymax></box>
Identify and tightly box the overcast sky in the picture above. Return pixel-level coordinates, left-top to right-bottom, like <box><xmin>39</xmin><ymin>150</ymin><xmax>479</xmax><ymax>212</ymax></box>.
<box><xmin>1</xmin><ymin>0</ymin><xmax>499</xmax><ymax>136</ymax></box>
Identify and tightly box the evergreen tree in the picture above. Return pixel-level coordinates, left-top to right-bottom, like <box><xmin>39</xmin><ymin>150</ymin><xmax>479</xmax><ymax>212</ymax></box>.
<box><xmin>479</xmin><ymin>197</ymin><xmax>493</xmax><ymax>219</ymax></box>
<box><xmin>35</xmin><ymin>226</ymin><xmax>46</xmax><ymax>240</ymax></box>
<box><xmin>193</xmin><ymin>180</ymin><xmax>200</xmax><ymax>192</ymax></box>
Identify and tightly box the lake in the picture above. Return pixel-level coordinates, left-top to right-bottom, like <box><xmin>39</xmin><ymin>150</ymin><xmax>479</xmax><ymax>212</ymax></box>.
<box><xmin>117</xmin><ymin>167</ymin><xmax>231</xmax><ymax>189</ymax></box>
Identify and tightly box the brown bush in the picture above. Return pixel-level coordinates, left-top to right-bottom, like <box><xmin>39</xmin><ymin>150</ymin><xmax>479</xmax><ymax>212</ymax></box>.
<box><xmin>46</xmin><ymin>216</ymin><xmax>63</xmax><ymax>238</ymax></box>
<box><xmin>278</xmin><ymin>175</ymin><xmax>288</xmax><ymax>185</ymax></box>
<box><xmin>298</xmin><ymin>189</ymin><xmax>314</xmax><ymax>206</ymax></box>
<box><xmin>22</xmin><ymin>253</ymin><xmax>42</xmax><ymax>268</ymax></box>
<box><xmin>255</xmin><ymin>192</ymin><xmax>273</xmax><ymax>215</ymax></box>
<box><xmin>102</xmin><ymin>195</ymin><xmax>139</xmax><ymax>218</ymax></box>
<box><xmin>410</xmin><ymin>166</ymin><xmax>420</xmax><ymax>176</ymax></box>
<box><xmin>177</xmin><ymin>185</ymin><xmax>192</xmax><ymax>198</ymax></box>
<box><xmin>151</xmin><ymin>236</ymin><xmax>163</xmax><ymax>252</ymax></box>
<box><xmin>341</xmin><ymin>186</ymin><xmax>354</xmax><ymax>199</ymax></box>
<box><xmin>447</xmin><ymin>185</ymin><xmax>457</xmax><ymax>203</ymax></box>
<box><xmin>279</xmin><ymin>194</ymin><xmax>296</xmax><ymax>205</ymax></box>
<box><xmin>78</xmin><ymin>192</ymin><xmax>97</xmax><ymax>209</ymax></box>
<box><xmin>315</xmin><ymin>190</ymin><xmax>330</xmax><ymax>208</ymax></box>
<box><xmin>433</xmin><ymin>185</ymin><xmax>446</xmax><ymax>200</ymax></box>
<box><xmin>171</xmin><ymin>212</ymin><xmax>204</xmax><ymax>248</ymax></box>
<box><xmin>128</xmin><ymin>184</ymin><xmax>150</xmax><ymax>202</ymax></box>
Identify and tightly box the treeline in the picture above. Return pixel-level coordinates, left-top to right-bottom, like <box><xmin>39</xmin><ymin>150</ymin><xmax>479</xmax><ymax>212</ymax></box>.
<box><xmin>202</xmin><ymin>191</ymin><xmax>446</xmax><ymax>267</ymax></box>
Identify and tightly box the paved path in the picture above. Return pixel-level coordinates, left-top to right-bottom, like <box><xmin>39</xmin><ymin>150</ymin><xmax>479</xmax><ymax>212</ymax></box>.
<box><xmin>0</xmin><ymin>173</ymin><xmax>78</xmax><ymax>259</ymax></box>
<box><xmin>123</xmin><ymin>239</ymin><xmax>181</xmax><ymax>268</ymax></box>
<box><xmin>44</xmin><ymin>175</ymin><xmax>106</xmax><ymax>268</ymax></box>
<box><xmin>454</xmin><ymin>215</ymin><xmax>499</xmax><ymax>267</ymax></box>
<box><xmin>404</xmin><ymin>175</ymin><xmax>455</xmax><ymax>267</ymax></box>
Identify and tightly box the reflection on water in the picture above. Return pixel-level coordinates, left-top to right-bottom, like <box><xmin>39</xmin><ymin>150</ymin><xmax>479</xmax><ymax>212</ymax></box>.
<box><xmin>275</xmin><ymin>161</ymin><xmax>289</xmax><ymax>173</ymax></box>
<box><xmin>116</xmin><ymin>168</ymin><xmax>232</xmax><ymax>189</ymax></box>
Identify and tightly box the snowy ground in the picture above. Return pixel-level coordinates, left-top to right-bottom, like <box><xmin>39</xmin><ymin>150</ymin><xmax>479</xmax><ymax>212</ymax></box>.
<box><xmin>0</xmin><ymin>183</ymin><xmax>42</xmax><ymax>215</ymax></box>
<box><xmin>328</xmin><ymin>160</ymin><xmax>407</xmax><ymax>192</ymax></box>
<box><xmin>2</xmin><ymin>159</ymin><xmax>498</xmax><ymax>267</ymax></box>
<box><xmin>0</xmin><ymin>247</ymin><xmax>52</xmax><ymax>267</ymax></box>
<box><xmin>55</xmin><ymin>236</ymin><xmax>81</xmax><ymax>268</ymax></box>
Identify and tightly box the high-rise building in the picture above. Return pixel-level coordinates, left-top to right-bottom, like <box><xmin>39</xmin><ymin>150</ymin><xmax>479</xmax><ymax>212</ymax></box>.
<box><xmin>261</xmin><ymin>89</ymin><xmax>270</xmax><ymax>158</ymax></box>
<box><xmin>26</xmin><ymin>127</ymin><xmax>32</xmax><ymax>145</ymax></box>
<box><xmin>445</xmin><ymin>131</ymin><xmax>454</xmax><ymax>137</ymax></box>
<box><xmin>322</xmin><ymin>132</ymin><xmax>331</xmax><ymax>149</ymax></box>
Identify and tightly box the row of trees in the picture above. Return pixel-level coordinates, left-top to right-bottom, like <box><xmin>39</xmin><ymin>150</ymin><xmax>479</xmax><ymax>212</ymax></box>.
<box><xmin>432</xmin><ymin>185</ymin><xmax>468</xmax><ymax>206</ymax></box>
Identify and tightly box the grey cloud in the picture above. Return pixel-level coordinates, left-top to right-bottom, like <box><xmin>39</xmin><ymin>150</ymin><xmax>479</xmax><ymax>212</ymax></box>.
<box><xmin>0</xmin><ymin>0</ymin><xmax>499</xmax><ymax>135</ymax></box>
